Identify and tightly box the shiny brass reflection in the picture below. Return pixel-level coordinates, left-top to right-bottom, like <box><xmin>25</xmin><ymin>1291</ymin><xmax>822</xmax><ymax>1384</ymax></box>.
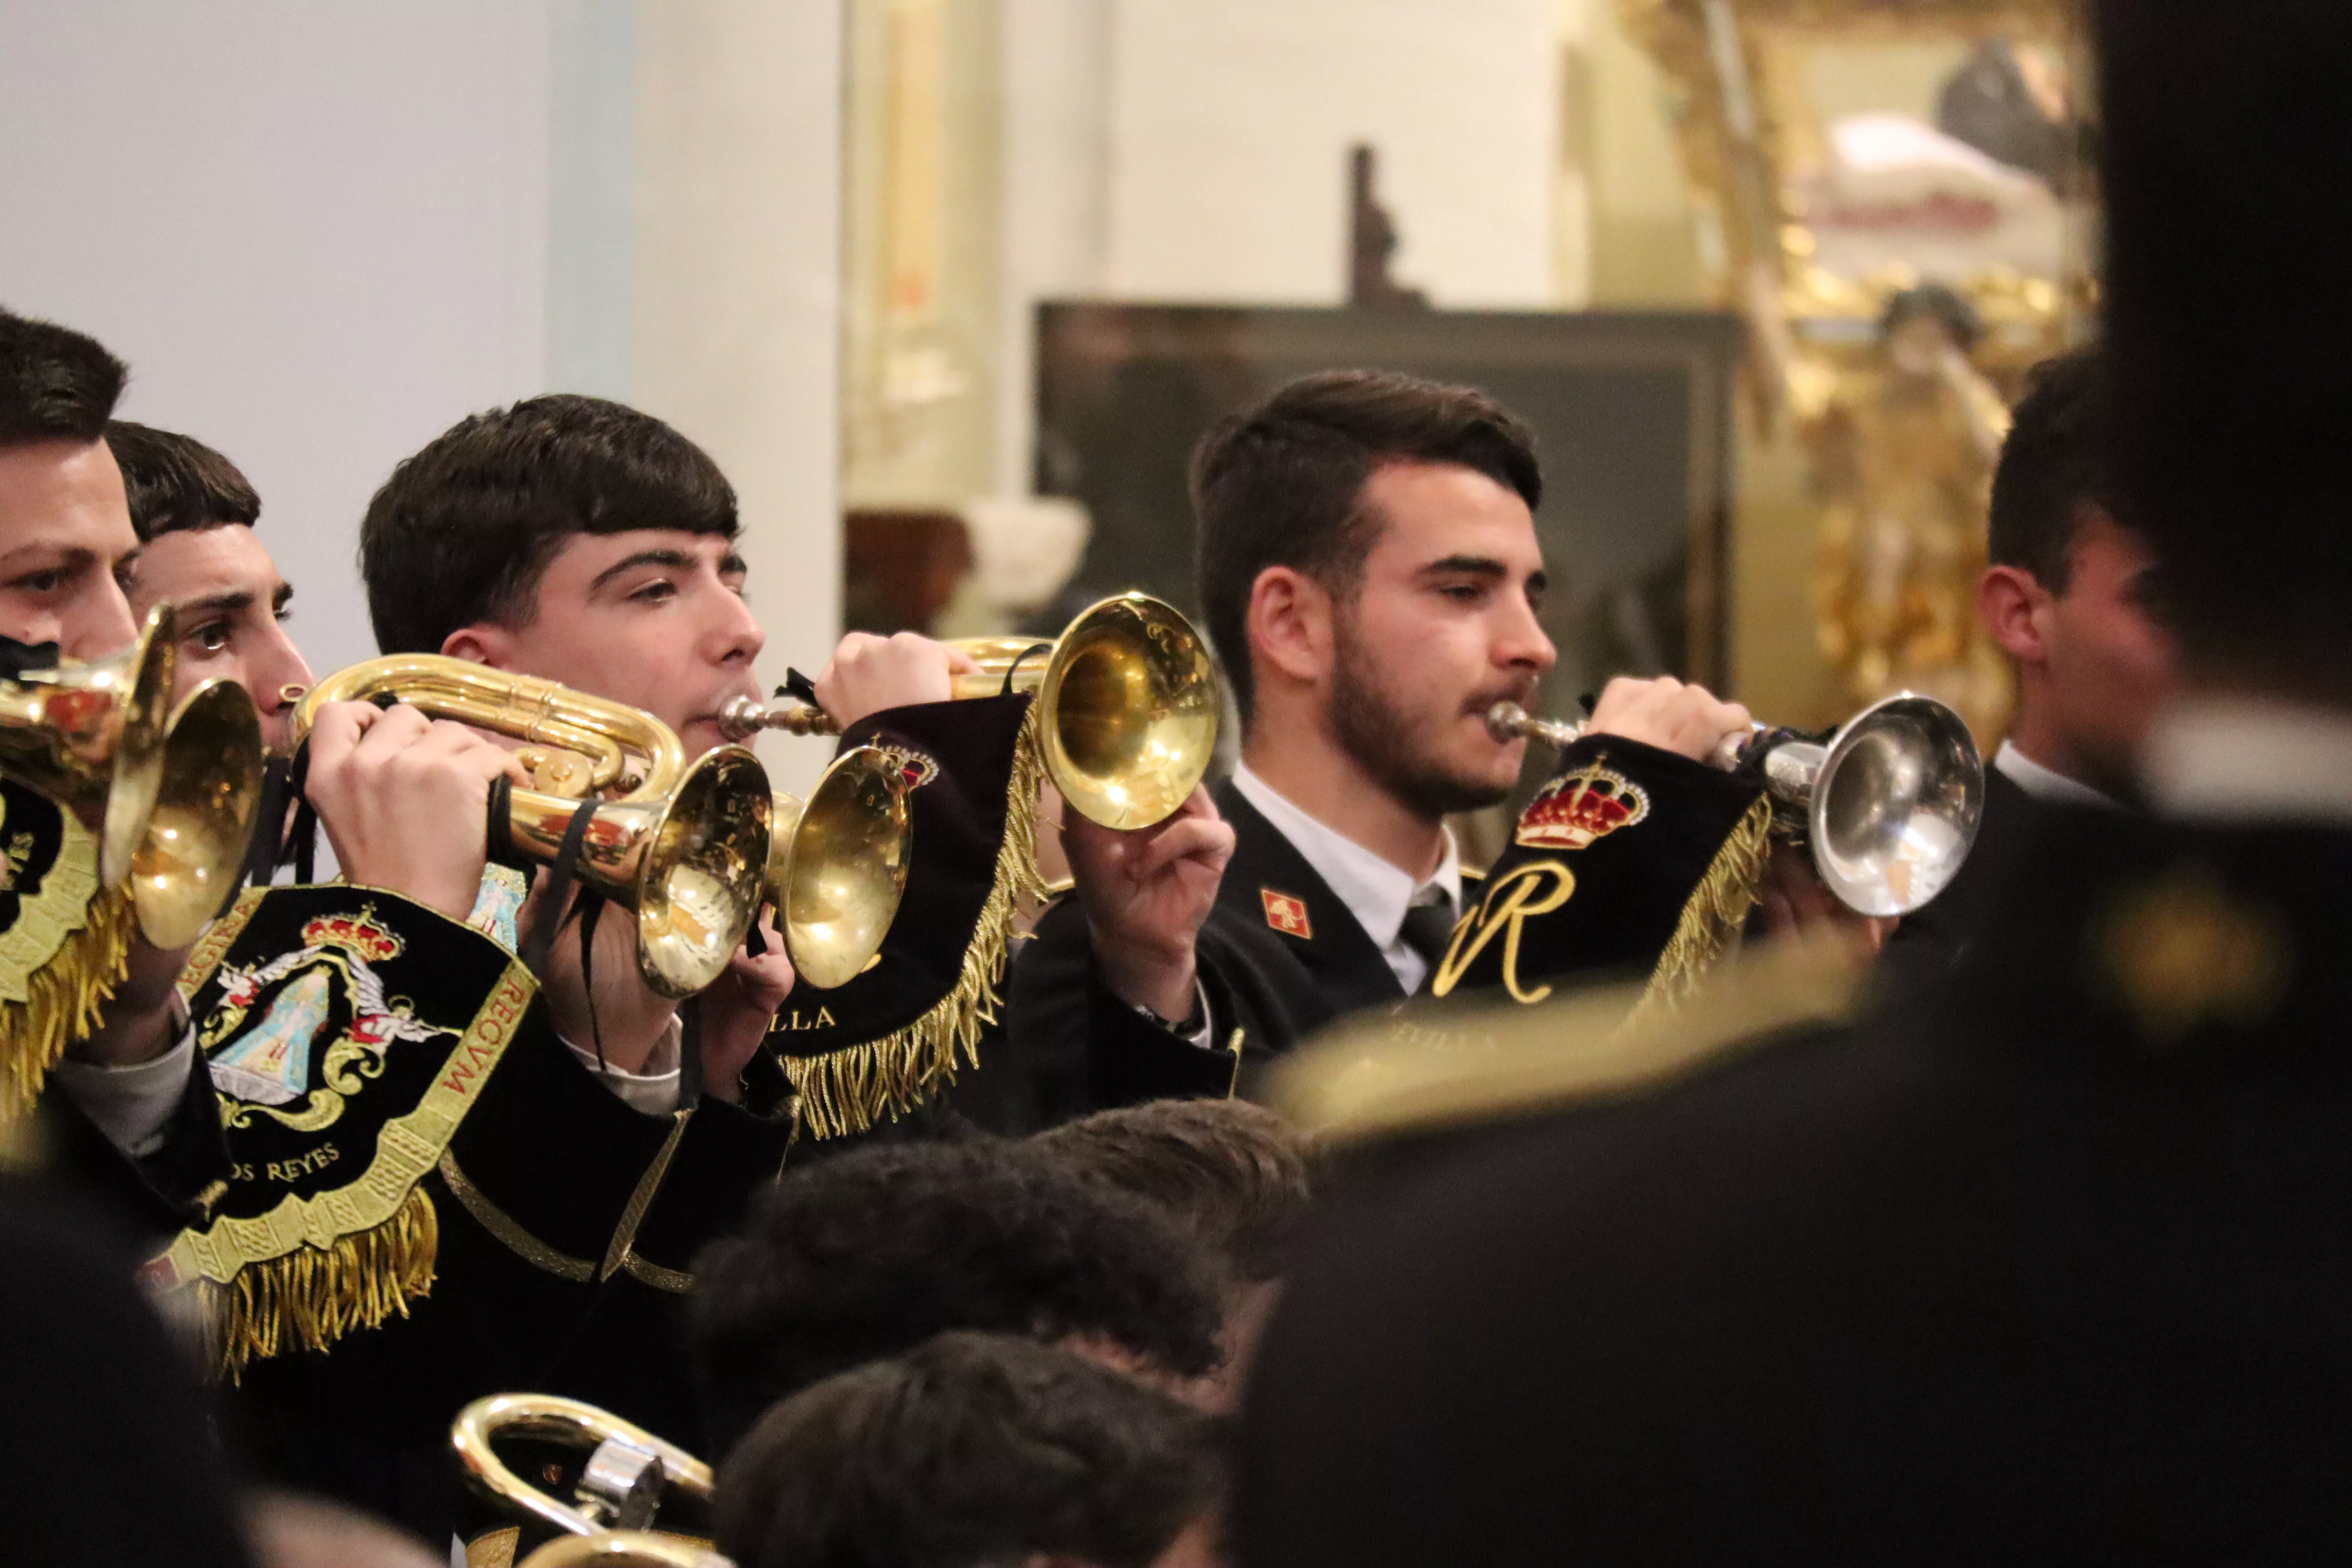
<box><xmin>452</xmin><ymin>1393</ymin><xmax>714</xmax><ymax>1544</ymax></box>
<box><xmin>716</xmin><ymin>592</ymin><xmax>1222</xmax><ymax>832</ymax></box>
<box><xmin>767</xmin><ymin>745</ymin><xmax>911</xmax><ymax>991</ymax></box>
<box><xmin>2</xmin><ymin>604</ymin><xmax>269</xmax><ymax>943</ymax></box>
<box><xmin>1488</xmin><ymin>690</ymin><xmax>1984</xmax><ymax>918</ymax></box>
<box><xmin>293</xmin><ymin>657</ymin><xmax>771</xmax><ymax>998</ymax></box>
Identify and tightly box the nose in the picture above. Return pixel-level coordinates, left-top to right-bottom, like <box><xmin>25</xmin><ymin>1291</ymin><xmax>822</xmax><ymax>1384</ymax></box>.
<box><xmin>250</xmin><ymin>620</ymin><xmax>316</xmax><ymax>753</ymax></box>
<box><xmin>1497</xmin><ymin>588</ymin><xmax>1557</xmax><ymax>675</ymax></box>
<box><xmin>710</xmin><ymin>582</ymin><xmax>765</xmax><ymax>668</ymax></box>
<box><xmin>63</xmin><ymin>575</ymin><xmax>140</xmax><ymax>662</ymax></box>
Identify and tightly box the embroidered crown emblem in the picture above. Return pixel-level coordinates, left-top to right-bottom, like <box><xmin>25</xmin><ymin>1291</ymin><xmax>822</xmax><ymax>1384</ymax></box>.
<box><xmin>299</xmin><ymin>906</ymin><xmax>404</xmax><ymax>964</ymax></box>
<box><xmin>1515</xmin><ymin>760</ymin><xmax>1651</xmax><ymax>851</ymax></box>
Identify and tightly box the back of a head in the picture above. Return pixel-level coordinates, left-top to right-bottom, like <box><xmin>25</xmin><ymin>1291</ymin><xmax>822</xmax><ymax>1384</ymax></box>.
<box><xmin>1191</xmin><ymin>370</ymin><xmax>1541</xmax><ymax>720</ymax></box>
<box><xmin>0</xmin><ymin>307</ymin><xmax>125</xmax><ymax>450</ymax></box>
<box><xmin>2100</xmin><ymin>0</ymin><xmax>2352</xmax><ymax>690</ymax></box>
<box><xmin>1987</xmin><ymin>349</ymin><xmax>2106</xmax><ymax>593</ymax></box>
<box><xmin>359</xmin><ymin>393</ymin><xmax>737</xmax><ymax>655</ymax></box>
<box><xmin>690</xmin><ymin>1139</ymin><xmax>1226</xmax><ymax>1459</ymax></box>
<box><xmin>1034</xmin><ymin>1100</ymin><xmax>1316</xmax><ymax>1283</ymax></box>
<box><xmin>107</xmin><ymin>421</ymin><xmax>261</xmax><ymax>543</ymax></box>
<box><xmin>716</xmin><ymin>1332</ymin><xmax>1225</xmax><ymax>1568</ymax></box>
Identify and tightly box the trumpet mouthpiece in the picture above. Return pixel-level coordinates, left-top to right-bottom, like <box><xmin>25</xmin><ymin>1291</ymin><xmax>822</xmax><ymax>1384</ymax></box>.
<box><xmin>1485</xmin><ymin>701</ymin><xmax>1530</xmax><ymax>742</ymax></box>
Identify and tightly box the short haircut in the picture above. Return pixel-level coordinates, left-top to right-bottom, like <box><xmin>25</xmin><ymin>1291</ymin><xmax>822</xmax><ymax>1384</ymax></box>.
<box><xmin>0</xmin><ymin>307</ymin><xmax>126</xmax><ymax>449</ymax></box>
<box><xmin>359</xmin><ymin>393</ymin><xmax>737</xmax><ymax>655</ymax></box>
<box><xmin>1986</xmin><ymin>351</ymin><xmax>2107</xmax><ymax>594</ymax></box>
<box><xmin>1192</xmin><ymin>370</ymin><xmax>1542</xmax><ymax>720</ymax></box>
<box><xmin>105</xmin><ymin>422</ymin><xmax>260</xmax><ymax>543</ymax></box>
<box><xmin>2099</xmin><ymin>0</ymin><xmax>2352</xmax><ymax>680</ymax></box>
<box><xmin>1032</xmin><ymin>1100</ymin><xmax>1316</xmax><ymax>1283</ymax></box>
<box><xmin>1881</xmin><ymin>283</ymin><xmax>1983</xmax><ymax>352</ymax></box>
<box><xmin>715</xmin><ymin>1332</ymin><xmax>1225</xmax><ymax>1568</ymax></box>
<box><xmin>690</xmin><ymin>1140</ymin><xmax>1226</xmax><ymax>1459</ymax></box>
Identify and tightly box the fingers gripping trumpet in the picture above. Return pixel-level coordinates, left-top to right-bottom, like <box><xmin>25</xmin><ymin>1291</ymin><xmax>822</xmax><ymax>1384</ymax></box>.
<box><xmin>1488</xmin><ymin>691</ymin><xmax>1985</xmax><ymax>917</ymax></box>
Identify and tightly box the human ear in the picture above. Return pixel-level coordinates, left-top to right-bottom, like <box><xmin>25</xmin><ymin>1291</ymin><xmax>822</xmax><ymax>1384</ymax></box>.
<box><xmin>441</xmin><ymin>623</ymin><xmax>511</xmax><ymax>669</ymax></box>
<box><xmin>1247</xmin><ymin>566</ymin><xmax>1333</xmax><ymax>686</ymax></box>
<box><xmin>1979</xmin><ymin>564</ymin><xmax>2050</xmax><ymax>665</ymax></box>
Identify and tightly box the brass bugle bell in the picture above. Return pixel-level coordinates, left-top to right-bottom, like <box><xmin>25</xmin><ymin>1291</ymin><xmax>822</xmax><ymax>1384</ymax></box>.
<box><xmin>766</xmin><ymin>747</ymin><xmax>911</xmax><ymax>990</ymax></box>
<box><xmin>715</xmin><ymin>591</ymin><xmax>1221</xmax><ymax>832</ymax></box>
<box><xmin>519</xmin><ymin>1534</ymin><xmax>733</xmax><ymax>1568</ymax></box>
<box><xmin>292</xmin><ymin>656</ymin><xmax>769</xmax><ymax>998</ymax></box>
<box><xmin>1488</xmin><ymin>691</ymin><xmax>1985</xmax><ymax>917</ymax></box>
<box><xmin>1</xmin><ymin>605</ymin><xmax>267</xmax><ymax>946</ymax></box>
<box><xmin>453</xmin><ymin>1393</ymin><xmax>714</xmax><ymax>1543</ymax></box>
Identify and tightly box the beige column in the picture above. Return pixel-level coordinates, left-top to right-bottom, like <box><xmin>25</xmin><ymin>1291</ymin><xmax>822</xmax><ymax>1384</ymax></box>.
<box><xmin>634</xmin><ymin>0</ymin><xmax>846</xmax><ymax>787</ymax></box>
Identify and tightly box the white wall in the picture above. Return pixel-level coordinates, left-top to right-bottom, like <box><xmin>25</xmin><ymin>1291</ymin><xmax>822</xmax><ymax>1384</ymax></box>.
<box><xmin>1099</xmin><ymin>0</ymin><xmax>1560</xmax><ymax>307</ymax></box>
<box><xmin>0</xmin><ymin>0</ymin><xmax>846</xmax><ymax>793</ymax></box>
<box><xmin>0</xmin><ymin>2</ymin><xmax>554</xmax><ymax>680</ymax></box>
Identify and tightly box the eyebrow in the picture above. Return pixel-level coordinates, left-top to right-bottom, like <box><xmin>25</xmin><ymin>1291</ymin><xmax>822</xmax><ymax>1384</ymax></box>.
<box><xmin>178</xmin><ymin>589</ymin><xmax>256</xmax><ymax>618</ymax></box>
<box><xmin>588</xmin><ymin>548</ymin><xmax>699</xmax><ymax>593</ymax></box>
<box><xmin>1420</xmin><ymin>555</ymin><xmax>1549</xmax><ymax>593</ymax></box>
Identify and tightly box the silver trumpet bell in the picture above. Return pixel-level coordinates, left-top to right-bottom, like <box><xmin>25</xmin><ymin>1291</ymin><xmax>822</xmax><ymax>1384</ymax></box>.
<box><xmin>1488</xmin><ymin>690</ymin><xmax>1984</xmax><ymax>917</ymax></box>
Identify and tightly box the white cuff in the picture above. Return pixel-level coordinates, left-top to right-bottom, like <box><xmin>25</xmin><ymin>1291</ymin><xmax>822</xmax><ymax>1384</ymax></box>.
<box><xmin>1182</xmin><ymin>978</ymin><xmax>1216</xmax><ymax>1053</ymax></box>
<box><xmin>51</xmin><ymin>1028</ymin><xmax>198</xmax><ymax>1159</ymax></box>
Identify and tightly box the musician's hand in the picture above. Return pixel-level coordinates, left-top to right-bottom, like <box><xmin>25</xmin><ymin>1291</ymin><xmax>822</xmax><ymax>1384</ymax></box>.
<box><xmin>1064</xmin><ymin>785</ymin><xmax>1234</xmax><ymax>1024</ymax></box>
<box><xmin>697</xmin><ymin>906</ymin><xmax>795</xmax><ymax>1104</ymax></box>
<box><xmin>305</xmin><ymin>699</ymin><xmax>528</xmax><ymax>921</ymax></box>
<box><xmin>813</xmin><ymin>633</ymin><xmax>982</xmax><ymax>730</ymax></box>
<box><xmin>1588</xmin><ymin>675</ymin><xmax>1753</xmax><ymax>764</ymax></box>
<box><xmin>1754</xmin><ymin>842</ymin><xmax>1895</xmax><ymax>955</ymax></box>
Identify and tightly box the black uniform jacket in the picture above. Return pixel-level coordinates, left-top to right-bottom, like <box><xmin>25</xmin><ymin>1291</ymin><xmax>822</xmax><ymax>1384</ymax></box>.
<box><xmin>973</xmin><ymin>780</ymin><xmax>1470</xmax><ymax>1130</ymax></box>
<box><xmin>229</xmin><ymin>939</ymin><xmax>793</xmax><ymax>1541</ymax></box>
<box><xmin>1241</xmin><ymin>803</ymin><xmax>2352</xmax><ymax>1563</ymax></box>
<box><xmin>1875</xmin><ymin>759</ymin><xmax>2046</xmax><ymax>991</ymax></box>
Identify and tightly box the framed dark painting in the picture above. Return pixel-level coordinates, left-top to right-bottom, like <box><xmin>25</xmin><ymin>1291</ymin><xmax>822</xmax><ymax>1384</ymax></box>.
<box><xmin>1033</xmin><ymin>304</ymin><xmax>1746</xmax><ymax>736</ymax></box>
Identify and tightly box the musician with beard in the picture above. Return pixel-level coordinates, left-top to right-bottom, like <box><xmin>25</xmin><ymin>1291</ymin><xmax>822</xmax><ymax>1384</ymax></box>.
<box><xmin>993</xmin><ymin>370</ymin><xmax>1759</xmax><ymax>1125</ymax></box>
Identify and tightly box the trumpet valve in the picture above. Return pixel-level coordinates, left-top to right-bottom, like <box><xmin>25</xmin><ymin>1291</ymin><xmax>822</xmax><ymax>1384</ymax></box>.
<box><xmin>517</xmin><ymin>746</ymin><xmax>598</xmax><ymax>798</ymax></box>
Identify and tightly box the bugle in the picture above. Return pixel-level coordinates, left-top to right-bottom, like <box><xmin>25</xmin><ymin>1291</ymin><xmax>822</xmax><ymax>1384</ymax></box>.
<box><xmin>453</xmin><ymin>1393</ymin><xmax>713</xmax><ymax>1543</ymax></box>
<box><xmin>1489</xmin><ymin>691</ymin><xmax>1984</xmax><ymax>917</ymax></box>
<box><xmin>1</xmin><ymin>605</ymin><xmax>266</xmax><ymax>946</ymax></box>
<box><xmin>292</xmin><ymin>657</ymin><xmax>768</xmax><ymax>997</ymax></box>
<box><xmin>715</xmin><ymin>591</ymin><xmax>1220</xmax><ymax>832</ymax></box>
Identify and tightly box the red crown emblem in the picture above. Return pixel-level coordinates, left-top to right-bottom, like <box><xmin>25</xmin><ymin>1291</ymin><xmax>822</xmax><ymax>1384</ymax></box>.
<box><xmin>1515</xmin><ymin>761</ymin><xmax>1650</xmax><ymax>851</ymax></box>
<box><xmin>300</xmin><ymin>906</ymin><xmax>403</xmax><ymax>964</ymax></box>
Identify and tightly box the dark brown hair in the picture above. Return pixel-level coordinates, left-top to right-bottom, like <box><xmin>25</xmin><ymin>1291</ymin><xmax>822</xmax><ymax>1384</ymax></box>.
<box><xmin>1191</xmin><ymin>370</ymin><xmax>1541</xmax><ymax>722</ymax></box>
<box><xmin>716</xmin><ymin>1332</ymin><xmax>1225</xmax><ymax>1568</ymax></box>
<box><xmin>0</xmin><ymin>307</ymin><xmax>125</xmax><ymax>449</ymax></box>
<box><xmin>106</xmin><ymin>422</ymin><xmax>260</xmax><ymax>542</ymax></box>
<box><xmin>359</xmin><ymin>393</ymin><xmax>736</xmax><ymax>655</ymax></box>
<box><xmin>1987</xmin><ymin>350</ymin><xmax>2107</xmax><ymax>595</ymax></box>
<box><xmin>1033</xmin><ymin>1099</ymin><xmax>1316</xmax><ymax>1283</ymax></box>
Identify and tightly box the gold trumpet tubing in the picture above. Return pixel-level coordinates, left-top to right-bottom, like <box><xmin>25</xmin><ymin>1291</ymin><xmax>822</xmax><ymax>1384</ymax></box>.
<box><xmin>295</xmin><ymin>655</ymin><xmax>682</xmax><ymax>798</ymax></box>
<box><xmin>501</xmin><ymin>787</ymin><xmax>665</xmax><ymax>906</ymax></box>
<box><xmin>453</xmin><ymin>1393</ymin><xmax>713</xmax><ymax>1542</ymax></box>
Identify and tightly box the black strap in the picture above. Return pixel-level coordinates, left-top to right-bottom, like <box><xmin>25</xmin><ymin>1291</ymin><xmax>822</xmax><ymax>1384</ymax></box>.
<box><xmin>519</xmin><ymin>797</ymin><xmax>601</xmax><ymax>981</ymax></box>
<box><xmin>1002</xmin><ymin>642</ymin><xmax>1053</xmax><ymax>696</ymax></box>
<box><xmin>283</xmin><ymin>742</ymin><xmax>321</xmax><ymax>886</ymax></box>
<box><xmin>227</xmin><ymin>756</ymin><xmax>291</xmax><ymax>908</ymax></box>
<box><xmin>778</xmin><ymin>668</ymin><xmax>822</xmax><ymax>708</ymax></box>
<box><xmin>483</xmin><ymin>775</ymin><xmax>533</xmax><ymax>869</ymax></box>
<box><xmin>679</xmin><ymin>996</ymin><xmax>706</xmax><ymax>1105</ymax></box>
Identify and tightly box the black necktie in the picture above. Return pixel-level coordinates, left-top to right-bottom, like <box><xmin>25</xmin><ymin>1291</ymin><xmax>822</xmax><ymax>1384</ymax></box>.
<box><xmin>1398</xmin><ymin>886</ymin><xmax>1460</xmax><ymax>971</ymax></box>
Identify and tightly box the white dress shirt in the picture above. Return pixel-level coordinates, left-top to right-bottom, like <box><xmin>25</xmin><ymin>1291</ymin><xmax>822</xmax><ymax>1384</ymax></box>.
<box><xmin>1231</xmin><ymin>760</ymin><xmax>1463</xmax><ymax>995</ymax></box>
<box><xmin>1993</xmin><ymin>739</ymin><xmax>2121</xmax><ymax>810</ymax></box>
<box><xmin>2143</xmin><ymin>697</ymin><xmax>2352</xmax><ymax>825</ymax></box>
<box><xmin>564</xmin><ymin>1016</ymin><xmax>684</xmax><ymax>1117</ymax></box>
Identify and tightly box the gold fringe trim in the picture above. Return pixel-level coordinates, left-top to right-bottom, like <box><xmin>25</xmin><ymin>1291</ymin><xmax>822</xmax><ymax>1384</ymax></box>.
<box><xmin>1624</xmin><ymin>795</ymin><xmax>1775</xmax><ymax>1030</ymax></box>
<box><xmin>202</xmin><ymin>1185</ymin><xmax>439</xmax><ymax>1382</ymax></box>
<box><xmin>0</xmin><ymin>885</ymin><xmax>134</xmax><ymax>1125</ymax></box>
<box><xmin>788</xmin><ymin>707</ymin><xmax>1049</xmax><ymax>1138</ymax></box>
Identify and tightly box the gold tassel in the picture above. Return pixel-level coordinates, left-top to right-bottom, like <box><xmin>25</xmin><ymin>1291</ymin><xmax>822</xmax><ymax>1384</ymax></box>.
<box><xmin>789</xmin><ymin>706</ymin><xmax>1049</xmax><ymax>1138</ymax></box>
<box><xmin>200</xmin><ymin>1185</ymin><xmax>439</xmax><ymax>1382</ymax></box>
<box><xmin>1624</xmin><ymin>795</ymin><xmax>1775</xmax><ymax>1029</ymax></box>
<box><xmin>0</xmin><ymin>884</ymin><xmax>134</xmax><ymax>1125</ymax></box>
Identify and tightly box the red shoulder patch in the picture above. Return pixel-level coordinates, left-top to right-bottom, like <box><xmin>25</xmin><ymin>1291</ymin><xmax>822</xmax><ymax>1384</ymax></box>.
<box><xmin>1260</xmin><ymin>888</ymin><xmax>1313</xmax><ymax>940</ymax></box>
